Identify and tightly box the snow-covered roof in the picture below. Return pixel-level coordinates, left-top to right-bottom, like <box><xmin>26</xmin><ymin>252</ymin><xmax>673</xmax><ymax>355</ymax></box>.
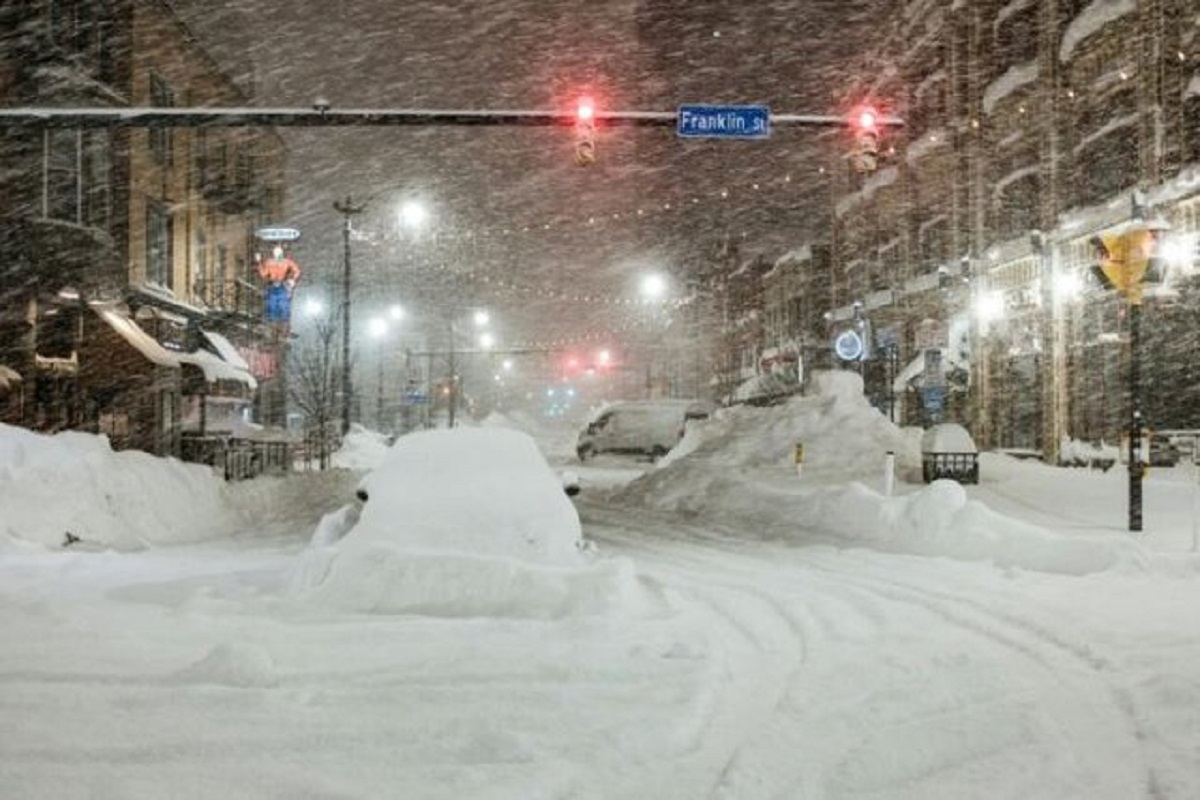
<box><xmin>983</xmin><ymin>61</ymin><xmax>1039</xmax><ymax>114</ymax></box>
<box><xmin>1059</xmin><ymin>0</ymin><xmax>1137</xmax><ymax>63</ymax></box>
<box><xmin>996</xmin><ymin>0</ymin><xmax>1036</xmax><ymax>27</ymax></box>
<box><xmin>836</xmin><ymin>167</ymin><xmax>900</xmax><ymax>217</ymax></box>
<box><xmin>905</xmin><ymin>128</ymin><xmax>951</xmax><ymax>165</ymax></box>
<box><xmin>994</xmin><ymin>165</ymin><xmax>1040</xmax><ymax>197</ymax></box>
<box><xmin>775</xmin><ymin>245</ymin><xmax>813</xmax><ymax>266</ymax></box>
<box><xmin>1073</xmin><ymin>110</ymin><xmax>1140</xmax><ymax>154</ymax></box>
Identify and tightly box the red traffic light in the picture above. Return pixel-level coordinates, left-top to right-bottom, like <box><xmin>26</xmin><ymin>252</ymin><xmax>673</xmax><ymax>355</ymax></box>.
<box><xmin>857</xmin><ymin>108</ymin><xmax>878</xmax><ymax>131</ymax></box>
<box><xmin>577</xmin><ymin>97</ymin><xmax>595</xmax><ymax>122</ymax></box>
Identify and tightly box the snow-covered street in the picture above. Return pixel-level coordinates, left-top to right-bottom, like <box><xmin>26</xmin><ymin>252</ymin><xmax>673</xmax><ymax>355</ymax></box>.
<box><xmin>3</xmin><ymin>485</ymin><xmax>1199</xmax><ymax>799</ymax></box>
<box><xmin>4</xmin><ymin>375</ymin><xmax>1200</xmax><ymax>799</ymax></box>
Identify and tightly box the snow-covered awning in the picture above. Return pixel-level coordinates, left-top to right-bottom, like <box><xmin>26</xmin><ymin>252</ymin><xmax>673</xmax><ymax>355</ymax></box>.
<box><xmin>201</xmin><ymin>330</ymin><xmax>251</xmax><ymax>372</ymax></box>
<box><xmin>0</xmin><ymin>364</ymin><xmax>22</xmax><ymax>394</ymax></box>
<box><xmin>894</xmin><ymin>347</ymin><xmax>968</xmax><ymax>393</ymax></box>
<box><xmin>1060</xmin><ymin>0</ymin><xmax>1137</xmax><ymax>63</ymax></box>
<box><xmin>179</xmin><ymin>349</ymin><xmax>257</xmax><ymax>390</ymax></box>
<box><xmin>93</xmin><ymin>308</ymin><xmax>256</xmax><ymax>388</ymax></box>
<box><xmin>94</xmin><ymin>306</ymin><xmax>181</xmax><ymax>368</ymax></box>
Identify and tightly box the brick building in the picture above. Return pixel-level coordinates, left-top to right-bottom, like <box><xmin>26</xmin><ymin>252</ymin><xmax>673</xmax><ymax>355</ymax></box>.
<box><xmin>0</xmin><ymin>0</ymin><xmax>287</xmax><ymax>456</ymax></box>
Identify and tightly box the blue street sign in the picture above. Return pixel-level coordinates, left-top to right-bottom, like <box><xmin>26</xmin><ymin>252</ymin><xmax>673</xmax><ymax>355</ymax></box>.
<box><xmin>677</xmin><ymin>105</ymin><xmax>771</xmax><ymax>139</ymax></box>
<box><xmin>255</xmin><ymin>226</ymin><xmax>301</xmax><ymax>242</ymax></box>
<box><xmin>834</xmin><ymin>329</ymin><xmax>865</xmax><ymax>362</ymax></box>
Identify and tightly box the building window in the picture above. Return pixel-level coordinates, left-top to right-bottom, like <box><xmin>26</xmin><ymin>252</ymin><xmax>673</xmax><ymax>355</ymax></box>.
<box><xmin>1075</xmin><ymin>127</ymin><xmax>1138</xmax><ymax>207</ymax></box>
<box><xmin>44</xmin><ymin>129</ymin><xmax>80</xmax><ymax>222</ymax></box>
<box><xmin>193</xmin><ymin>228</ymin><xmax>209</xmax><ymax>304</ymax></box>
<box><xmin>146</xmin><ymin>200</ymin><xmax>173</xmax><ymax>289</ymax></box>
<box><xmin>83</xmin><ymin>131</ymin><xmax>111</xmax><ymax>229</ymax></box>
<box><xmin>149</xmin><ymin>72</ymin><xmax>174</xmax><ymax>165</ymax></box>
<box><xmin>995</xmin><ymin>5</ymin><xmax>1039</xmax><ymax>65</ymax></box>
<box><xmin>995</xmin><ymin>173</ymin><xmax>1041</xmax><ymax>239</ymax></box>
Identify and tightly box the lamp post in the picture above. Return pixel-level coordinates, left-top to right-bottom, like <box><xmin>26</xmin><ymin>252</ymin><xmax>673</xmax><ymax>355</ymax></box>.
<box><xmin>639</xmin><ymin>272</ymin><xmax>668</xmax><ymax>398</ymax></box>
<box><xmin>446</xmin><ymin>308</ymin><xmax>491</xmax><ymax>428</ymax></box>
<box><xmin>368</xmin><ymin>316</ymin><xmax>389</xmax><ymax>430</ymax></box>
<box><xmin>332</xmin><ymin>196</ymin><xmax>365</xmax><ymax>436</ymax></box>
<box><xmin>331</xmin><ymin>194</ymin><xmax>428</xmax><ymax>436</ymax></box>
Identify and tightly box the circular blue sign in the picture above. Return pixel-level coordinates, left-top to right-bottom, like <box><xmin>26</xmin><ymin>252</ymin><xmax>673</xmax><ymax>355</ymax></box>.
<box><xmin>834</xmin><ymin>329</ymin><xmax>865</xmax><ymax>361</ymax></box>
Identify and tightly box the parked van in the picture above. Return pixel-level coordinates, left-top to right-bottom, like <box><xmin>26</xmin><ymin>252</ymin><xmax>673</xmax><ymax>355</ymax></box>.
<box><xmin>576</xmin><ymin>400</ymin><xmax>712</xmax><ymax>462</ymax></box>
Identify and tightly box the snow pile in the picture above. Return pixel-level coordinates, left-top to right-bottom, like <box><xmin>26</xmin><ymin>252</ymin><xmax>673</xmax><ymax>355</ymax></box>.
<box><xmin>480</xmin><ymin>408</ymin><xmax>582</xmax><ymax>461</ymax></box>
<box><xmin>615</xmin><ymin>372</ymin><xmax>1144</xmax><ymax>575</ymax></box>
<box><xmin>0</xmin><ymin>423</ymin><xmax>238</xmax><ymax>550</ymax></box>
<box><xmin>643</xmin><ymin>371</ymin><xmax>924</xmax><ymax>487</ymax></box>
<box><xmin>297</xmin><ymin>428</ymin><xmax>657</xmax><ymax>618</ymax></box>
<box><xmin>330</xmin><ymin>424</ymin><xmax>391</xmax><ymax>470</ymax></box>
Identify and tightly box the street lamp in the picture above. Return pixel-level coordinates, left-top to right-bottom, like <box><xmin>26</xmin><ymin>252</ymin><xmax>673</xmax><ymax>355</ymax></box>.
<box><xmin>638</xmin><ymin>272</ymin><xmax>670</xmax><ymax>396</ymax></box>
<box><xmin>446</xmin><ymin>306</ymin><xmax>492</xmax><ymax>428</ymax></box>
<box><xmin>332</xmin><ymin>196</ymin><xmax>367</xmax><ymax>436</ymax></box>
<box><xmin>332</xmin><ymin>192</ymin><xmax>430</xmax><ymax>436</ymax></box>
<box><xmin>368</xmin><ymin>316</ymin><xmax>392</xmax><ymax>430</ymax></box>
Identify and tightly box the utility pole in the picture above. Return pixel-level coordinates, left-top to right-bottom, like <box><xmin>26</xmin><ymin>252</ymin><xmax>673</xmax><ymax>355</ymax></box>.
<box><xmin>332</xmin><ymin>196</ymin><xmax>365</xmax><ymax>436</ymax></box>
<box><xmin>447</xmin><ymin>317</ymin><xmax>458</xmax><ymax>428</ymax></box>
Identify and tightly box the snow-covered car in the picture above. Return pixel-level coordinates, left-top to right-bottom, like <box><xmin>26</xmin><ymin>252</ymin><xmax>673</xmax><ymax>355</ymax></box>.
<box><xmin>576</xmin><ymin>399</ymin><xmax>712</xmax><ymax>462</ymax></box>
<box><xmin>352</xmin><ymin>427</ymin><xmax>583</xmax><ymax>565</ymax></box>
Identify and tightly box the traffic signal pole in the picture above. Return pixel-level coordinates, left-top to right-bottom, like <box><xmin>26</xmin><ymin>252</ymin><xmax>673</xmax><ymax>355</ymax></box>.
<box><xmin>1129</xmin><ymin>301</ymin><xmax>1144</xmax><ymax>532</ymax></box>
<box><xmin>0</xmin><ymin>107</ymin><xmax>905</xmax><ymax>131</ymax></box>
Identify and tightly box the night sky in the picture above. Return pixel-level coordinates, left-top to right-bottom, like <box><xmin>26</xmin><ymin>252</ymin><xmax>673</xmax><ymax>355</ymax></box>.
<box><xmin>178</xmin><ymin>0</ymin><xmax>884</xmax><ymax>346</ymax></box>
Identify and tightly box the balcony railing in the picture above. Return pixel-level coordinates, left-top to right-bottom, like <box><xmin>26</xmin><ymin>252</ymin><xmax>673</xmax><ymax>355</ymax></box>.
<box><xmin>193</xmin><ymin>278</ymin><xmax>263</xmax><ymax>319</ymax></box>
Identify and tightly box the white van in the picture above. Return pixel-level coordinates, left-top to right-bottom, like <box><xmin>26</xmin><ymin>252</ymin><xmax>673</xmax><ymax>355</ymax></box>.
<box><xmin>576</xmin><ymin>400</ymin><xmax>712</xmax><ymax>461</ymax></box>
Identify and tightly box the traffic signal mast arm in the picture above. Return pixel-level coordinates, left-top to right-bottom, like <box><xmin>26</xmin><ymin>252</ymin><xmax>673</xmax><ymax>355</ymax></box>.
<box><xmin>0</xmin><ymin>106</ymin><xmax>906</xmax><ymax>130</ymax></box>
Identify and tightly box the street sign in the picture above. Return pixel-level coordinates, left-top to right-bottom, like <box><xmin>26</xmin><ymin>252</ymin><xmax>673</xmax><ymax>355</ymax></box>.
<box><xmin>255</xmin><ymin>226</ymin><xmax>301</xmax><ymax>242</ymax></box>
<box><xmin>676</xmin><ymin>104</ymin><xmax>771</xmax><ymax>139</ymax></box>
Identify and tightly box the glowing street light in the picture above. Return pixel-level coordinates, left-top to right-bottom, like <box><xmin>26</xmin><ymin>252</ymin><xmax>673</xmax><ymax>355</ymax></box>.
<box><xmin>640</xmin><ymin>273</ymin><xmax>668</xmax><ymax>300</ymax></box>
<box><xmin>478</xmin><ymin>331</ymin><xmax>496</xmax><ymax>350</ymax></box>
<box><xmin>473</xmin><ymin>309</ymin><xmax>490</xmax><ymax>328</ymax></box>
<box><xmin>399</xmin><ymin>199</ymin><xmax>428</xmax><ymax>230</ymax></box>
<box><xmin>303</xmin><ymin>297</ymin><xmax>326</xmax><ymax>317</ymax></box>
<box><xmin>389</xmin><ymin>303</ymin><xmax>405</xmax><ymax>321</ymax></box>
<box><xmin>368</xmin><ymin>317</ymin><xmax>388</xmax><ymax>339</ymax></box>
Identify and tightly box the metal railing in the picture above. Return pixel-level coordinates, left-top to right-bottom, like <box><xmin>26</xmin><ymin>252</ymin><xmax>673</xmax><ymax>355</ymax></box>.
<box><xmin>181</xmin><ymin>434</ymin><xmax>291</xmax><ymax>481</ymax></box>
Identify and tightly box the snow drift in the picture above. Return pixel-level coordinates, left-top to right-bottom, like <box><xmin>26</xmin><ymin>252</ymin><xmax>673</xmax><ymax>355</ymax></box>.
<box><xmin>615</xmin><ymin>372</ymin><xmax>1145</xmax><ymax>575</ymax></box>
<box><xmin>0</xmin><ymin>423</ymin><xmax>239</xmax><ymax>550</ymax></box>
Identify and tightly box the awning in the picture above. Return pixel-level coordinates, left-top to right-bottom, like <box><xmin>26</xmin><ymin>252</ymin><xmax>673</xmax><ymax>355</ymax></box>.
<box><xmin>94</xmin><ymin>306</ymin><xmax>181</xmax><ymax>368</ymax></box>
<box><xmin>201</xmin><ymin>330</ymin><xmax>252</xmax><ymax>372</ymax></box>
<box><xmin>179</xmin><ymin>348</ymin><xmax>257</xmax><ymax>389</ymax></box>
<box><xmin>894</xmin><ymin>351</ymin><xmax>926</xmax><ymax>392</ymax></box>
<box><xmin>893</xmin><ymin>348</ymin><xmax>968</xmax><ymax>393</ymax></box>
<box><xmin>0</xmin><ymin>364</ymin><xmax>22</xmax><ymax>394</ymax></box>
<box><xmin>92</xmin><ymin>307</ymin><xmax>256</xmax><ymax>388</ymax></box>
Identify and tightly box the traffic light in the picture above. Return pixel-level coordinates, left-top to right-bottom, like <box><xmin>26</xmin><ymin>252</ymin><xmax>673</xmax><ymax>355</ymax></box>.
<box><xmin>1091</xmin><ymin>226</ymin><xmax>1164</xmax><ymax>304</ymax></box>
<box><xmin>851</xmin><ymin>106</ymin><xmax>880</xmax><ymax>174</ymax></box>
<box><xmin>574</xmin><ymin>97</ymin><xmax>596</xmax><ymax>167</ymax></box>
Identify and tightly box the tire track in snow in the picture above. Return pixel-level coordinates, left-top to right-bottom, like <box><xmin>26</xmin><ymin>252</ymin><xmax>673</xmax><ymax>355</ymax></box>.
<box><xmin>582</xmin><ymin>502</ymin><xmax>1152</xmax><ymax>799</ymax></box>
